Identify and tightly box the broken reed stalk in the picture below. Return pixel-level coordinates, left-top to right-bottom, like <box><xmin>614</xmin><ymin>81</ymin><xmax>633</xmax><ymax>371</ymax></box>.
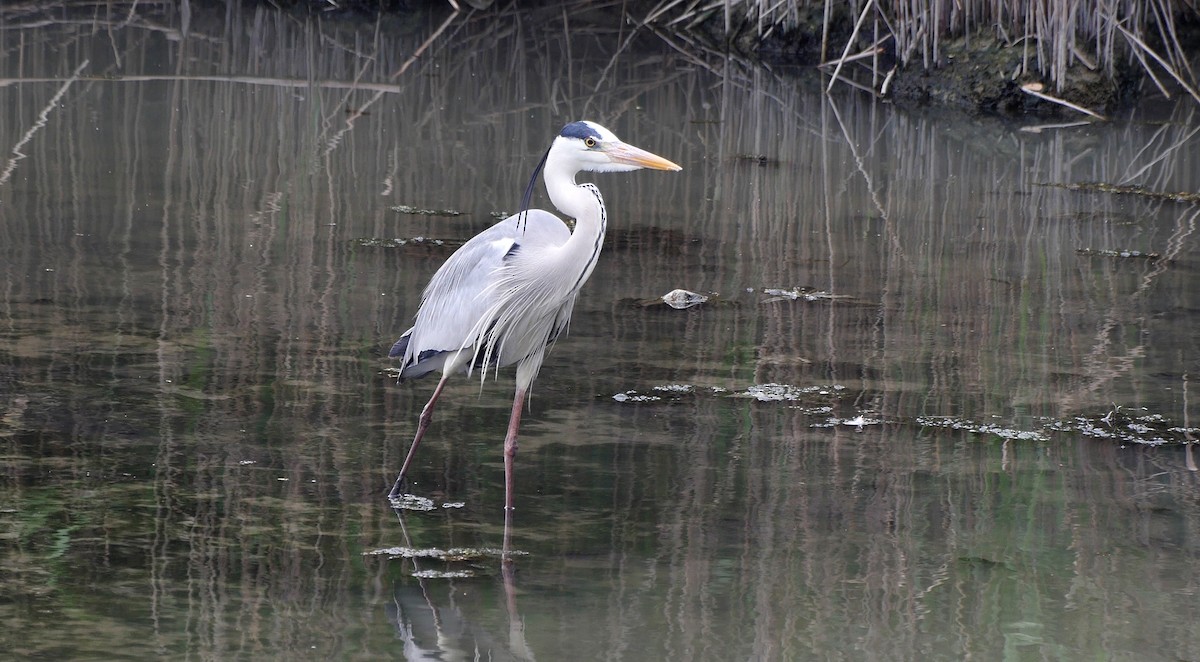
<box><xmin>818</xmin><ymin>39</ymin><xmax>886</xmax><ymax>69</ymax></box>
<box><xmin>825</xmin><ymin>0</ymin><xmax>876</xmax><ymax>93</ymax></box>
<box><xmin>1020</xmin><ymin>83</ymin><xmax>1107</xmax><ymax>120</ymax></box>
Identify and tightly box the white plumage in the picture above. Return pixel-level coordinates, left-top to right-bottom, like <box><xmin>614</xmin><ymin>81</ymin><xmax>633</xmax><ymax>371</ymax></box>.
<box><xmin>387</xmin><ymin>121</ymin><xmax>681</xmax><ymax>522</ymax></box>
<box><xmin>390</xmin><ymin>209</ymin><xmax>572</xmax><ymax>382</ymax></box>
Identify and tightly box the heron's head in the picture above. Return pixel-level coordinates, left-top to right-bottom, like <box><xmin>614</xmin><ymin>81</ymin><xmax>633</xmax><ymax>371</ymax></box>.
<box><xmin>552</xmin><ymin>121</ymin><xmax>682</xmax><ymax>174</ymax></box>
<box><xmin>516</xmin><ymin>120</ymin><xmax>681</xmax><ymax>226</ymax></box>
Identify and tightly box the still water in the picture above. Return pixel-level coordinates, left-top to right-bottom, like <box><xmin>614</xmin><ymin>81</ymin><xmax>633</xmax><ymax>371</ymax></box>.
<box><xmin>2</xmin><ymin>4</ymin><xmax>1198</xmax><ymax>660</ymax></box>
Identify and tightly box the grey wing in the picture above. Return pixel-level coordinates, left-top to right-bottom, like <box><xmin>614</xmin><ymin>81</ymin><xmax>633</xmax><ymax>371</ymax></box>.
<box><xmin>391</xmin><ymin>209</ymin><xmax>570</xmax><ymax>379</ymax></box>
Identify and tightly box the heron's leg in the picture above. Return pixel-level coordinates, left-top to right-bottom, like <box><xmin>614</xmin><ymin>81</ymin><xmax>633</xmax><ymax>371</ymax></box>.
<box><xmin>502</xmin><ymin>508</ymin><xmax>514</xmax><ymax>563</ymax></box>
<box><xmin>502</xmin><ymin>386</ymin><xmax>525</xmax><ymax>563</ymax></box>
<box><xmin>389</xmin><ymin>373</ymin><xmax>451</xmax><ymax>499</ymax></box>
<box><xmin>503</xmin><ymin>387</ymin><xmax>526</xmax><ymax>514</ymax></box>
<box><xmin>503</xmin><ymin>387</ymin><xmax>526</xmax><ymax>513</ymax></box>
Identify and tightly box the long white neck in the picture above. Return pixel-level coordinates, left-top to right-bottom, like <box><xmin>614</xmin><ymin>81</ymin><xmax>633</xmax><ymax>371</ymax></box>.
<box><xmin>544</xmin><ymin>158</ymin><xmax>607</xmax><ymax>292</ymax></box>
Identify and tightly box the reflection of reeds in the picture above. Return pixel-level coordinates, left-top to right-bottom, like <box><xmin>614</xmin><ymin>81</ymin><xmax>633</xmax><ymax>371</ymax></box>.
<box><xmin>0</xmin><ymin>60</ymin><xmax>88</xmax><ymax>185</ymax></box>
<box><xmin>689</xmin><ymin>64</ymin><xmax>1200</xmax><ymax>423</ymax></box>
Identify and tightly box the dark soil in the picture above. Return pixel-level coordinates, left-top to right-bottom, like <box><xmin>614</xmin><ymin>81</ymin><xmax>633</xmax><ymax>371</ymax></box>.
<box><xmin>673</xmin><ymin>5</ymin><xmax>1183</xmax><ymax>117</ymax></box>
<box><xmin>238</xmin><ymin>0</ymin><xmax>1185</xmax><ymax>117</ymax></box>
<box><xmin>884</xmin><ymin>36</ymin><xmax>1141</xmax><ymax>116</ymax></box>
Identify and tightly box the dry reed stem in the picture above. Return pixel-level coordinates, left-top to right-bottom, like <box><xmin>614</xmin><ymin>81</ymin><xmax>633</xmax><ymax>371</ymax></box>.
<box><xmin>826</xmin><ymin>0</ymin><xmax>876</xmax><ymax>93</ymax></box>
<box><xmin>1128</xmin><ymin>42</ymin><xmax>1175</xmax><ymax>99</ymax></box>
<box><xmin>390</xmin><ymin>9</ymin><xmax>461</xmax><ymax>80</ymax></box>
<box><xmin>1112</xmin><ymin>18</ymin><xmax>1200</xmax><ymax>104</ymax></box>
<box><xmin>818</xmin><ymin>40</ymin><xmax>886</xmax><ymax>68</ymax></box>
<box><xmin>1020</xmin><ymin>83</ymin><xmax>1107</xmax><ymax>120</ymax></box>
<box><xmin>644</xmin><ymin>0</ymin><xmax>689</xmax><ymax>25</ymax></box>
<box><xmin>879</xmin><ymin>65</ymin><xmax>897</xmax><ymax>95</ymax></box>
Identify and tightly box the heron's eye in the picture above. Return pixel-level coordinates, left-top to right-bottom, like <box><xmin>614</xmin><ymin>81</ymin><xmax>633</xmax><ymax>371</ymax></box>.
<box><xmin>584</xmin><ymin>137</ymin><xmax>597</xmax><ymax>148</ymax></box>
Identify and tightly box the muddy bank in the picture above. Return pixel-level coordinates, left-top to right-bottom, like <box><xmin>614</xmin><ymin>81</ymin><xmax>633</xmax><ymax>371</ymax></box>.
<box><xmin>680</xmin><ymin>6</ymin><xmax>1173</xmax><ymax>116</ymax></box>
<box><xmin>144</xmin><ymin>0</ymin><xmax>1198</xmax><ymax>116</ymax></box>
<box><xmin>883</xmin><ymin>36</ymin><xmax>1142</xmax><ymax>116</ymax></box>
<box><xmin>679</xmin><ymin>3</ymin><xmax>1199</xmax><ymax>117</ymax></box>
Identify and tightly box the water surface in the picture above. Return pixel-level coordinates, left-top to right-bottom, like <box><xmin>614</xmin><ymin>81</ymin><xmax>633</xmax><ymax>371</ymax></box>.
<box><xmin>1</xmin><ymin>4</ymin><xmax>1198</xmax><ymax>660</ymax></box>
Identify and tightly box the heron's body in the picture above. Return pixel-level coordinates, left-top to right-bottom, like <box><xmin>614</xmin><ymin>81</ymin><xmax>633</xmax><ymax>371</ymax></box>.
<box><xmin>390</xmin><ymin>208</ymin><xmax>581</xmax><ymax>383</ymax></box>
<box><xmin>387</xmin><ymin>121</ymin><xmax>681</xmax><ymax>528</ymax></box>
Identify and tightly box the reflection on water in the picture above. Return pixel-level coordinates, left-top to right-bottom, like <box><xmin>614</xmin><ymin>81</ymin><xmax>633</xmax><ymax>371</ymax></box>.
<box><xmin>1</xmin><ymin>3</ymin><xmax>1198</xmax><ymax>660</ymax></box>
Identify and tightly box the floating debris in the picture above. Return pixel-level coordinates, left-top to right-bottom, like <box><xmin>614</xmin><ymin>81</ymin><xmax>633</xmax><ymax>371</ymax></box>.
<box><xmin>412</xmin><ymin>569</ymin><xmax>476</xmax><ymax>579</ymax></box>
<box><xmin>842</xmin><ymin>415</ymin><xmax>881</xmax><ymax>428</ymax></box>
<box><xmin>613</xmin><ymin>384</ymin><xmax>726</xmax><ymax>403</ymax></box>
<box><xmin>354</xmin><ymin>236</ymin><xmax>448</xmax><ymax>249</ymax></box>
<box><xmin>733</xmin><ymin>154</ymin><xmax>780</xmax><ymax>167</ymax></box>
<box><xmin>734</xmin><ymin>383</ymin><xmax>848</xmax><ymax>402</ymax></box>
<box><xmin>810</xmin><ymin>413</ymin><xmax>882</xmax><ymax>429</ymax></box>
<box><xmin>363</xmin><ymin>546</ymin><xmax>522</xmax><ymax>561</ymax></box>
<box><xmin>391</xmin><ymin>204</ymin><xmax>464</xmax><ymax>216</ymax></box>
<box><xmin>661</xmin><ymin>289</ymin><xmax>709</xmax><ymax>309</ymax></box>
<box><xmin>613</xmin><ymin>383</ymin><xmax>1197</xmax><ymax>448</ymax></box>
<box><xmin>1041</xmin><ymin>181</ymin><xmax>1200</xmax><ymax>205</ymax></box>
<box><xmin>1075</xmin><ymin>248</ymin><xmax>1161</xmax><ymax>260</ymax></box>
<box><xmin>653</xmin><ymin>384</ymin><xmax>695</xmax><ymax>394</ymax></box>
<box><xmin>389</xmin><ymin>493</ymin><xmax>436</xmax><ymax>511</ymax></box>
<box><xmin>973</xmin><ymin>424</ymin><xmax>1047</xmax><ymax>441</ymax></box>
<box><xmin>762</xmin><ymin>287</ymin><xmax>854</xmax><ymax>303</ymax></box>
<box><xmin>886</xmin><ymin>408</ymin><xmax>1194</xmax><ymax>446</ymax></box>
<box><xmin>1045</xmin><ymin>406</ymin><xmax>1197</xmax><ymax>446</ymax></box>
<box><xmin>613</xmin><ymin>390</ymin><xmax>661</xmax><ymax>403</ymax></box>
<box><xmin>916</xmin><ymin>416</ymin><xmax>1048</xmax><ymax>441</ymax></box>
<box><xmin>388</xmin><ymin>494</ymin><xmax>466</xmax><ymax>511</ymax></box>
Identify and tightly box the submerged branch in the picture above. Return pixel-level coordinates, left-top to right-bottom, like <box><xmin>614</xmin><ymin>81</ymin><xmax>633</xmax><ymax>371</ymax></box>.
<box><xmin>0</xmin><ymin>74</ymin><xmax>404</xmax><ymax>93</ymax></box>
<box><xmin>1040</xmin><ymin>181</ymin><xmax>1200</xmax><ymax>205</ymax></box>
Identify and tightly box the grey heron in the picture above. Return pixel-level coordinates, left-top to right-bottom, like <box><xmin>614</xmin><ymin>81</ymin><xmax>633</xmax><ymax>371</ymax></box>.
<box><xmin>387</xmin><ymin>121</ymin><xmax>681</xmax><ymax>514</ymax></box>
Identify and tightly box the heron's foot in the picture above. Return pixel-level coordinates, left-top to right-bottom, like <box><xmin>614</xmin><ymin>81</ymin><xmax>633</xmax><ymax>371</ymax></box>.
<box><xmin>386</xmin><ymin>473</ymin><xmax>408</xmax><ymax>500</ymax></box>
